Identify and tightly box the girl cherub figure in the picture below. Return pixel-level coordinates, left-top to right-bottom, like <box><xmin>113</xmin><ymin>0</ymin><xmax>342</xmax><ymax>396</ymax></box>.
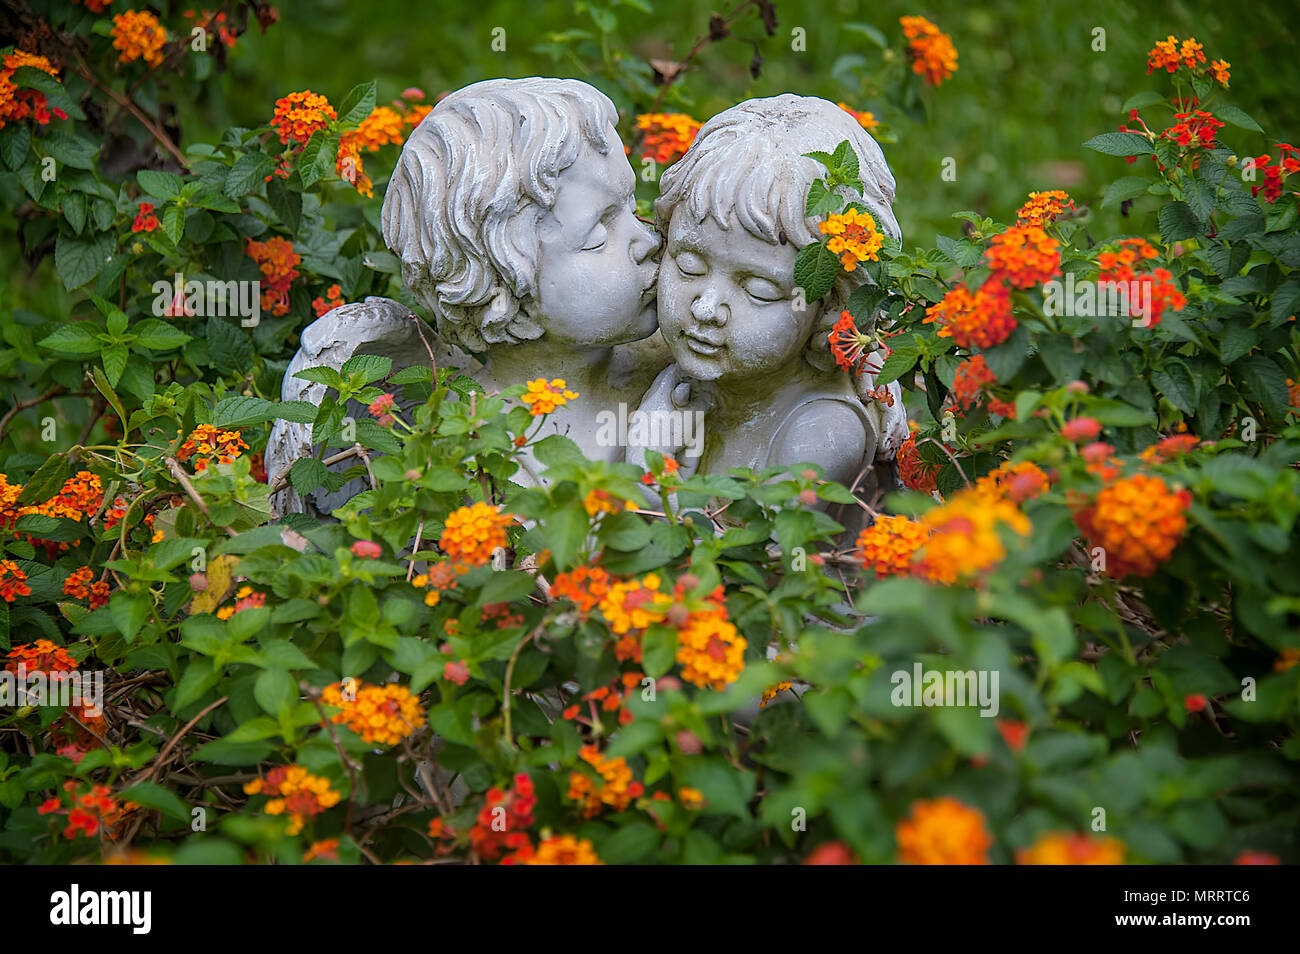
<box><xmin>629</xmin><ymin>94</ymin><xmax>907</xmax><ymax>496</ymax></box>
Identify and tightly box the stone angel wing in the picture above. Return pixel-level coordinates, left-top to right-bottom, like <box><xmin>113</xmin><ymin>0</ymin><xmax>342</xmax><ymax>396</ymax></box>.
<box><xmin>266</xmin><ymin>296</ymin><xmax>479</xmax><ymax>516</ymax></box>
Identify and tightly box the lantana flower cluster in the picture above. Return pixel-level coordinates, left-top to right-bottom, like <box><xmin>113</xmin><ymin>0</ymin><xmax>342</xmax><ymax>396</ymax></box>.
<box><xmin>899</xmin><ymin>15</ymin><xmax>957</xmax><ymax>87</ymax></box>
<box><xmin>243</xmin><ymin>765</ymin><xmax>341</xmax><ymax>836</ymax></box>
<box><xmin>320</xmin><ymin>680</ymin><xmax>424</xmax><ymax>746</ymax></box>
<box><xmin>0</xmin><ymin>49</ymin><xmax>67</xmax><ymax>130</ymax></box>
<box><xmin>636</xmin><ymin>112</ymin><xmax>701</xmax><ymax>165</ymax></box>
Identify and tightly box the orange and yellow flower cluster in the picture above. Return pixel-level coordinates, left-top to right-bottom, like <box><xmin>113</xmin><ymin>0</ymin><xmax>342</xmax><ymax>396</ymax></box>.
<box><xmin>1016</xmin><ymin>831</ymin><xmax>1126</xmax><ymax>865</ymax></box>
<box><xmin>896</xmin><ymin>427</ymin><xmax>939</xmax><ymax>495</ymax></box>
<box><xmin>636</xmin><ymin>113</ymin><xmax>701</xmax><ymax>165</ymax></box>
<box><xmin>439</xmin><ymin>502</ymin><xmax>514</xmax><ymax>567</ymax></box>
<box><xmin>1146</xmin><ymin>35</ymin><xmax>1229</xmax><ymax>87</ymax></box>
<box><xmin>506</xmin><ymin>833</ymin><xmax>603</xmax><ymax>865</ymax></box>
<box><xmin>568</xmin><ymin>745</ymin><xmax>644</xmax><ymax>817</ymax></box>
<box><xmin>321</xmin><ymin>680</ymin><xmax>424</xmax><ymax>746</ymax></box>
<box><xmin>900</xmin><ymin>16</ymin><xmax>957</xmax><ymax>87</ymax></box>
<box><xmin>819</xmin><ymin>207</ymin><xmax>885</xmax><ymax>272</ymax></box>
<box><xmin>1072</xmin><ymin>473</ymin><xmax>1191</xmax><ymax>578</ymax></box>
<box><xmin>0</xmin><ymin>49</ymin><xmax>66</xmax><ymax>131</ymax></box>
<box><xmin>1015</xmin><ymin>190</ymin><xmax>1075</xmax><ymax>228</ymax></box>
<box><xmin>1095</xmin><ymin>237</ymin><xmax>1186</xmax><ymax>327</ymax></box>
<box><xmin>0</xmin><ymin>559</ymin><xmax>30</xmax><ymax>603</ymax></box>
<box><xmin>311</xmin><ymin>283</ymin><xmax>344</xmax><ymax>317</ymax></box>
<box><xmin>675</xmin><ymin>603</ymin><xmax>747</xmax><ymax>690</ymax></box>
<box><xmin>270</xmin><ymin>90</ymin><xmax>336</xmax><ymax>146</ymax></box>
<box><xmin>895</xmin><ymin>796</ymin><xmax>991</xmax><ymax>864</ymax></box>
<box><xmin>521</xmin><ymin>378</ymin><xmax>578</xmax><ymax>416</ymax></box>
<box><xmin>111</xmin><ymin>11</ymin><xmax>167</xmax><ymax>68</ymax></box>
<box><xmin>244</xmin><ymin>236</ymin><xmax>301</xmax><ymax>317</ymax></box>
<box><xmin>985</xmin><ymin>224</ymin><xmax>1061</xmax><ymax>289</ymax></box>
<box><xmin>837</xmin><ymin>102</ymin><xmax>878</xmax><ymax>131</ymax></box>
<box><xmin>62</xmin><ymin>566</ymin><xmax>110</xmax><ymax>609</ymax></box>
<box><xmin>924</xmin><ymin>279</ymin><xmax>1015</xmax><ymax>350</ymax></box>
<box><xmin>334</xmin><ymin>100</ymin><xmax>429</xmax><ymax>198</ymax></box>
<box><xmin>0</xmin><ymin>470</ymin><xmax>105</xmax><ymax>556</ymax></box>
<box><xmin>177</xmin><ymin>424</ymin><xmax>249</xmax><ymax>472</ymax></box>
<box><xmin>551</xmin><ymin>564</ymin><xmax>613</xmax><ymax>616</ymax></box>
<box><xmin>244</xmin><ymin>765</ymin><xmax>341</xmax><ymax>836</ymax></box>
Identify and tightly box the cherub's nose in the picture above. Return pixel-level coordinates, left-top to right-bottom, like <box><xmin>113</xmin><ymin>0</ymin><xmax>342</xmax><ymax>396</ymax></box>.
<box><xmin>631</xmin><ymin>223</ymin><xmax>660</xmax><ymax>265</ymax></box>
<box><xmin>691</xmin><ymin>286</ymin><xmax>727</xmax><ymax>325</ymax></box>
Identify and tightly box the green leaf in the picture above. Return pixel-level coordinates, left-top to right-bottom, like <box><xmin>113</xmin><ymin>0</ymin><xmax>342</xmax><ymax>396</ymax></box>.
<box><xmin>935</xmin><ymin>234</ymin><xmax>982</xmax><ymax>268</ymax></box>
<box><xmin>337</xmin><ymin>80</ymin><xmax>378</xmax><ymax>125</ymax></box>
<box><xmin>101</xmin><ymin>343</ymin><xmax>128</xmax><ymax>387</ymax></box>
<box><xmin>61</xmin><ymin>190</ymin><xmax>86</xmax><ymax>234</ymax></box>
<box><xmin>41</xmin><ymin>130</ymin><xmax>97</xmax><ymax>169</ymax></box>
<box><xmin>254</xmin><ymin>668</ymin><xmax>298</xmax><ymax>716</ymax></box>
<box><xmin>793</xmin><ymin>243</ymin><xmax>841</xmax><ymax>303</ymax></box>
<box><xmin>1238</xmin><ymin>355</ymin><xmax>1289</xmax><ymax>418</ymax></box>
<box><xmin>1152</xmin><ymin>362</ymin><xmax>1196</xmax><ymax>414</ymax></box>
<box><xmin>211</xmin><ymin>395</ymin><xmax>276</xmax><ymax>427</ymax></box>
<box><xmin>266</xmin><ymin>176</ymin><xmax>302</xmax><ymax>233</ymax></box>
<box><xmin>117</xmin><ymin>782</ymin><xmax>191</xmax><ymax>824</ymax></box>
<box><xmin>478</xmin><ymin>570</ymin><xmax>536</xmax><ymax>604</ymax></box>
<box><xmin>1083</xmin><ymin>132</ymin><xmax>1154</xmax><ymax>157</ymax></box>
<box><xmin>545</xmin><ymin>502</ymin><xmax>590</xmax><ymax>570</ymax></box>
<box><xmin>340</xmin><ymin>353</ymin><xmax>392</xmax><ymax>383</ymax></box>
<box><xmin>1184</xmin><ymin>177</ymin><xmax>1217</xmax><ymax>224</ymax></box>
<box><xmin>641</xmin><ymin>626</ymin><xmax>677</xmax><ymax>679</ymax></box>
<box><xmin>162</xmin><ymin>204</ymin><xmax>184</xmax><ymax>244</ymax></box>
<box><xmin>0</xmin><ymin>123</ymin><xmax>30</xmax><ymax>170</ymax></box>
<box><xmin>133</xmin><ymin>319</ymin><xmax>192</xmax><ymax>351</ymax></box>
<box><xmin>223</xmin><ymin>152</ymin><xmax>276</xmax><ymax>198</ymax></box>
<box><xmin>805</xmin><ymin>179</ymin><xmax>844</xmax><ymax>217</ymax></box>
<box><xmin>109</xmin><ymin>591</ymin><xmax>150</xmax><ymax>642</ymax></box>
<box><xmin>137</xmin><ymin>169</ymin><xmax>184</xmax><ymax>199</ymax></box>
<box><xmin>598</xmin><ymin>822</ymin><xmax>660</xmax><ymax>863</ymax></box>
<box><xmin>54</xmin><ymin>232</ymin><xmax>113</xmax><ymax>290</ymax></box>
<box><xmin>289</xmin><ymin>458</ymin><xmax>328</xmax><ymax>494</ymax></box>
<box><xmin>831</xmin><ymin>139</ymin><xmax>860</xmax><ymax>181</ymax></box>
<box><xmin>15</xmin><ymin>455</ymin><xmax>71</xmax><ymax>507</ymax></box>
<box><xmin>38</xmin><ymin>322</ymin><xmax>102</xmax><ymax>355</ymax></box>
<box><xmin>273</xmin><ymin>401</ymin><xmax>321</xmax><ymax>424</ymax></box>
<box><xmin>12</xmin><ymin>514</ymin><xmax>86</xmax><ymax>542</ymax></box>
<box><xmin>1159</xmin><ymin>201</ymin><xmax>1202</xmax><ymax>243</ymax></box>
<box><xmin>1214</xmin><ymin>104</ymin><xmax>1263</xmax><ymax>133</ymax></box>
<box><xmin>1121</xmin><ymin>90</ymin><xmax>1165</xmax><ymax>112</ymax></box>
<box><xmin>206</xmin><ymin>316</ymin><xmax>254</xmax><ymax>373</ymax></box>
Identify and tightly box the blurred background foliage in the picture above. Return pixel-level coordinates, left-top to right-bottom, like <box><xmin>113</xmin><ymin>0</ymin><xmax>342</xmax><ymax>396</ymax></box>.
<box><xmin>6</xmin><ymin>0</ymin><xmax>1300</xmax><ymax>312</ymax></box>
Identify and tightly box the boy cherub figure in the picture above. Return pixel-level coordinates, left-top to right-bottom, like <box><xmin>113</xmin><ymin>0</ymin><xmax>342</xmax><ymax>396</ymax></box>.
<box><xmin>629</xmin><ymin>94</ymin><xmax>907</xmax><ymax>498</ymax></box>
<box><xmin>269</xmin><ymin>77</ymin><xmax>664</xmax><ymax>512</ymax></box>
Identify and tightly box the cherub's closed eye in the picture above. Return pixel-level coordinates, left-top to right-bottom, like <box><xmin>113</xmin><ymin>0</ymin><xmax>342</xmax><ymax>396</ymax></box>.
<box><xmin>582</xmin><ymin>224</ymin><xmax>608</xmax><ymax>251</ymax></box>
<box><xmin>742</xmin><ymin>276</ymin><xmax>784</xmax><ymax>303</ymax></box>
<box><xmin>675</xmin><ymin>250</ymin><xmax>706</xmax><ymax>277</ymax></box>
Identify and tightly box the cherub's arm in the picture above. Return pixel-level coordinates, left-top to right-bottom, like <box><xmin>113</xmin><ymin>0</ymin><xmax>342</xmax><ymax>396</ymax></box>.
<box><xmin>769</xmin><ymin>401</ymin><xmax>870</xmax><ymax>491</ymax></box>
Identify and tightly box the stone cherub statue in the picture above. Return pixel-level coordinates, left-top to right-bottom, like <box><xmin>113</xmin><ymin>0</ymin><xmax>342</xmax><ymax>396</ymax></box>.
<box><xmin>628</xmin><ymin>94</ymin><xmax>908</xmax><ymax>502</ymax></box>
<box><xmin>268</xmin><ymin>81</ymin><xmax>905</xmax><ymax>517</ymax></box>
<box><xmin>267</xmin><ymin>77</ymin><xmax>665</xmax><ymax>512</ymax></box>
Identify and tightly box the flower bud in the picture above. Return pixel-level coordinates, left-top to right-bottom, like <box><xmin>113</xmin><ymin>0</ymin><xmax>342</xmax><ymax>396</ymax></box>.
<box><xmin>798</xmin><ymin>488</ymin><xmax>818</xmax><ymax>506</ymax></box>
<box><xmin>667</xmin><ymin>604</ymin><xmax>690</xmax><ymax>627</ymax></box>
<box><xmin>677</xmin><ymin>572</ymin><xmax>700</xmax><ymax>591</ymax></box>
<box><xmin>675</xmin><ymin>730</ymin><xmax>702</xmax><ymax>755</ymax></box>
<box><xmin>405</xmin><ymin>468</ymin><xmax>421</xmax><ymax>481</ymax></box>
<box><xmin>189</xmin><ymin>572</ymin><xmax>207</xmax><ymax>592</ymax></box>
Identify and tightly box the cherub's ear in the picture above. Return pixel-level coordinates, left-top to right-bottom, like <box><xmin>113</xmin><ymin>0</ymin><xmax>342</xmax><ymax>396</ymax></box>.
<box><xmin>503</xmin><ymin>300</ymin><xmax>545</xmax><ymax>341</ymax></box>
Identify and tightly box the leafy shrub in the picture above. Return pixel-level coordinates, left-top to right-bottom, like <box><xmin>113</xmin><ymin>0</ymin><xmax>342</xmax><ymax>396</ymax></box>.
<box><xmin>0</xmin><ymin>7</ymin><xmax>1296</xmax><ymax>865</ymax></box>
